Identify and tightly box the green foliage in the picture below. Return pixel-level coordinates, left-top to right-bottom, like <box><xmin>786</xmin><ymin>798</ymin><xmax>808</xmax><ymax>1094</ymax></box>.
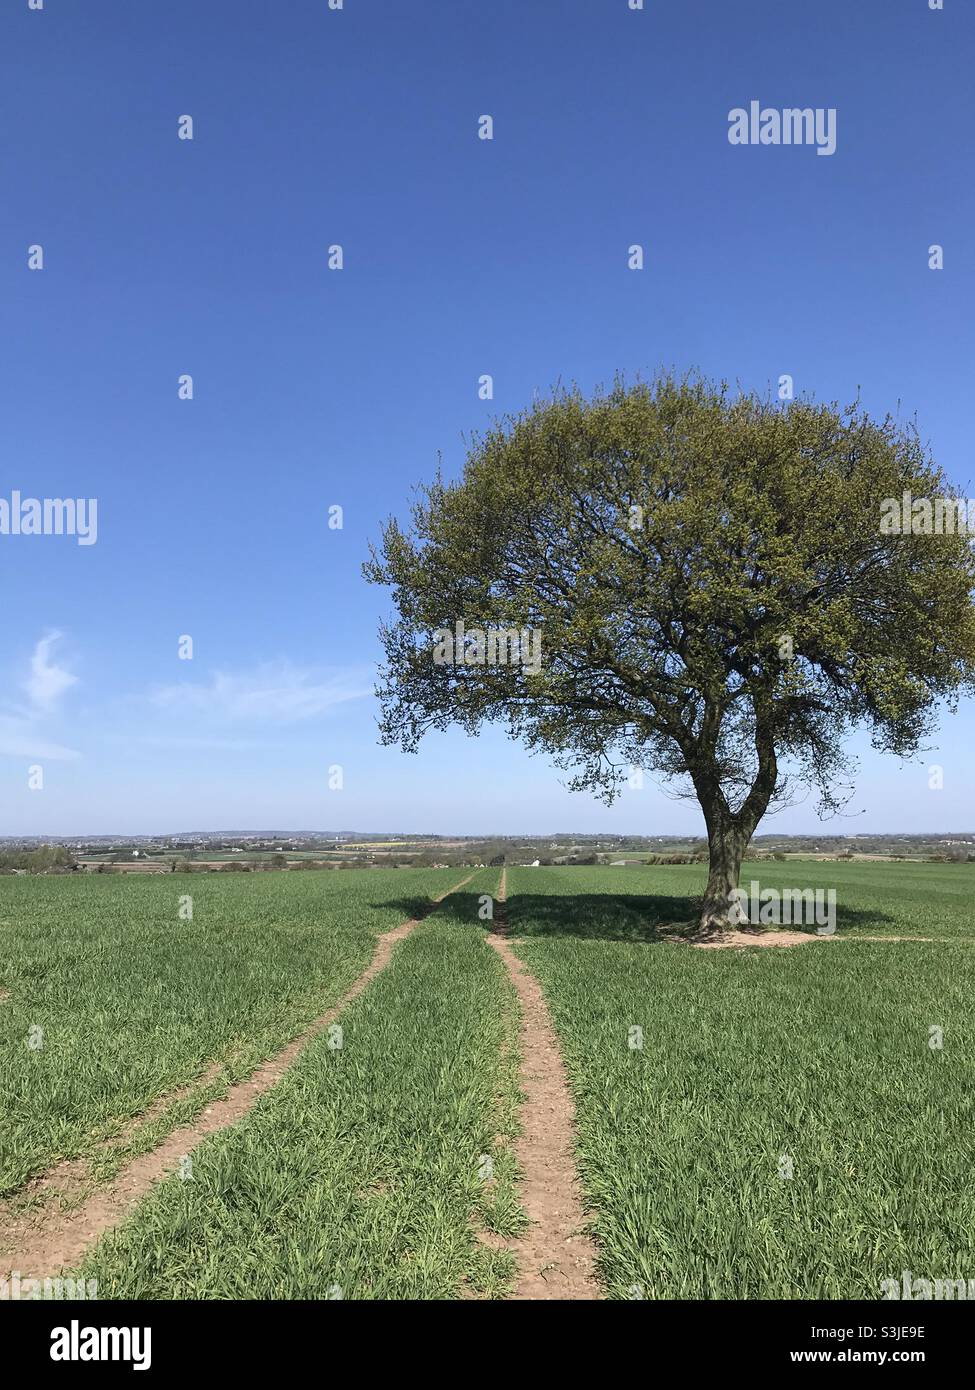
<box><xmin>366</xmin><ymin>373</ymin><xmax>975</xmax><ymax>843</ymax></box>
<box><xmin>0</xmin><ymin>844</ymin><xmax>75</xmax><ymax>874</ymax></box>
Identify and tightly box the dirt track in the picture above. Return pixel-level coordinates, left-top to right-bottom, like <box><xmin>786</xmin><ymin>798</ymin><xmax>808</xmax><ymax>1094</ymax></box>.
<box><xmin>486</xmin><ymin>870</ymin><xmax>600</xmax><ymax>1300</ymax></box>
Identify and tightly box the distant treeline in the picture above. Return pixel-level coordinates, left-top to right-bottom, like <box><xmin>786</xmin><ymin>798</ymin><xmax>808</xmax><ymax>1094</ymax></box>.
<box><xmin>644</xmin><ymin>852</ymin><xmax>709</xmax><ymax>865</ymax></box>
<box><xmin>0</xmin><ymin>845</ymin><xmax>76</xmax><ymax>874</ymax></box>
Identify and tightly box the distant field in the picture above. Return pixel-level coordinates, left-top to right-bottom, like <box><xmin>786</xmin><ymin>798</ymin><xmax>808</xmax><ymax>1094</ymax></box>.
<box><xmin>80</xmin><ymin>849</ymin><xmax>345</xmax><ymax>863</ymax></box>
<box><xmin>78</xmin><ymin>847</ymin><xmax>456</xmax><ymax>868</ymax></box>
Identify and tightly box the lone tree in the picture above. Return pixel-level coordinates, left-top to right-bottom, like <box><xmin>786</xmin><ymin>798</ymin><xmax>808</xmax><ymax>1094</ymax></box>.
<box><xmin>365</xmin><ymin>375</ymin><xmax>975</xmax><ymax>930</ymax></box>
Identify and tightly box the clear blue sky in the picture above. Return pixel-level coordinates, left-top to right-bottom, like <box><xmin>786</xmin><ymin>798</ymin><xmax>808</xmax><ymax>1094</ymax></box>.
<box><xmin>1</xmin><ymin>0</ymin><xmax>972</xmax><ymax>837</ymax></box>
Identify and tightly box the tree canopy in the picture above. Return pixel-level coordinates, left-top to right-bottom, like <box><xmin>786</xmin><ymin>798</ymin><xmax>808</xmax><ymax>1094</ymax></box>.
<box><xmin>365</xmin><ymin>374</ymin><xmax>975</xmax><ymax>929</ymax></box>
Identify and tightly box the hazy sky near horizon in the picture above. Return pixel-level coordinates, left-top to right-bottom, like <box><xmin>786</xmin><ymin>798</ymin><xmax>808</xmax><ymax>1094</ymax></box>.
<box><xmin>2</xmin><ymin>0</ymin><xmax>973</xmax><ymax>837</ymax></box>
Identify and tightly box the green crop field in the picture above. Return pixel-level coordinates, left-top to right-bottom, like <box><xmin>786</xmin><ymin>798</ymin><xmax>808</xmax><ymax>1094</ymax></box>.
<box><xmin>506</xmin><ymin>863</ymin><xmax>975</xmax><ymax>1298</ymax></box>
<box><xmin>0</xmin><ymin>867</ymin><xmax>462</xmax><ymax>1195</ymax></box>
<box><xmin>77</xmin><ymin>872</ymin><xmax>525</xmax><ymax>1300</ymax></box>
<box><xmin>2</xmin><ymin>861</ymin><xmax>973</xmax><ymax>1300</ymax></box>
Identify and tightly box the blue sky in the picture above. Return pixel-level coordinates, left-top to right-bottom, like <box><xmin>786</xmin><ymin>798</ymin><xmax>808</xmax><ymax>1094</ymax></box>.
<box><xmin>1</xmin><ymin>0</ymin><xmax>972</xmax><ymax>837</ymax></box>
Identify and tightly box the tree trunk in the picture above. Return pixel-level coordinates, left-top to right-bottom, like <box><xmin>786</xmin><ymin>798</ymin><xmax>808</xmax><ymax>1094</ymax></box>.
<box><xmin>688</xmin><ymin>721</ymin><xmax>777</xmax><ymax>933</ymax></box>
<box><xmin>698</xmin><ymin>819</ymin><xmax>749</xmax><ymax>932</ymax></box>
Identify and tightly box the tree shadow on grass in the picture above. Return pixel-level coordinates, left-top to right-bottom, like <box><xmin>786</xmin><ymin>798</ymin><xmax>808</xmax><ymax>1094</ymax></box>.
<box><xmin>375</xmin><ymin>890</ymin><xmax>686</xmax><ymax>942</ymax></box>
<box><xmin>372</xmin><ymin>891</ymin><xmax>496</xmax><ymax>933</ymax></box>
<box><xmin>373</xmin><ymin>892</ymin><xmax>450</xmax><ymax>925</ymax></box>
<box><xmin>507</xmin><ymin>893</ymin><xmax>695</xmax><ymax>942</ymax></box>
<box><xmin>377</xmin><ymin>891</ymin><xmax>897</xmax><ymax>944</ymax></box>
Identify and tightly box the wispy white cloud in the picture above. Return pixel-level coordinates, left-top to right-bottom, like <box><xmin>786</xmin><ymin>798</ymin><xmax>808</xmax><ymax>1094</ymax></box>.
<box><xmin>0</xmin><ymin>632</ymin><xmax>80</xmax><ymax>760</ymax></box>
<box><xmin>150</xmin><ymin>662</ymin><xmax>372</xmax><ymax>724</ymax></box>
<box><xmin>25</xmin><ymin>631</ymin><xmax>78</xmax><ymax>710</ymax></box>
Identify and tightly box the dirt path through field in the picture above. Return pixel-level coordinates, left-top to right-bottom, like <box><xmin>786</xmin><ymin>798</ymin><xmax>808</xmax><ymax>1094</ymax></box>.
<box><xmin>0</xmin><ymin>872</ymin><xmax>475</xmax><ymax>1281</ymax></box>
<box><xmin>486</xmin><ymin>869</ymin><xmax>600</xmax><ymax>1300</ymax></box>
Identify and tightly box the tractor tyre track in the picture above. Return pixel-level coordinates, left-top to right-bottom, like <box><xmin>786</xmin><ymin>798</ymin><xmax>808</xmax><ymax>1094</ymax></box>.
<box><xmin>0</xmin><ymin>872</ymin><xmax>476</xmax><ymax>1280</ymax></box>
